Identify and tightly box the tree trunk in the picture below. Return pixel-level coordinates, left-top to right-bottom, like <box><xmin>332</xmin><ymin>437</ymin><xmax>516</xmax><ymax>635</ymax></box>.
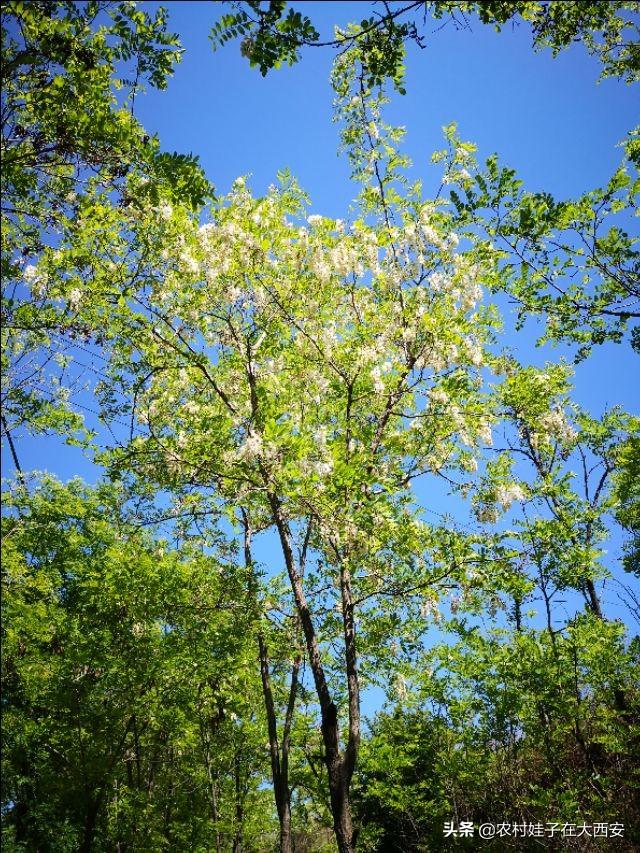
<box><xmin>278</xmin><ymin>797</ymin><xmax>293</xmax><ymax>853</ymax></box>
<box><xmin>278</xmin><ymin>651</ymin><xmax>299</xmax><ymax>853</ymax></box>
<box><xmin>584</xmin><ymin>577</ymin><xmax>603</xmax><ymax>618</ymax></box>
<box><xmin>79</xmin><ymin>795</ymin><xmax>101</xmax><ymax>853</ymax></box>
<box><xmin>243</xmin><ymin>513</ymin><xmax>298</xmax><ymax>853</ymax></box>
<box><xmin>232</xmin><ymin>754</ymin><xmax>244</xmax><ymax>853</ymax></box>
<box><xmin>322</xmin><ymin>705</ymin><xmax>356</xmax><ymax>853</ymax></box>
<box><xmin>248</xmin><ymin>355</ymin><xmax>360</xmax><ymax>850</ymax></box>
<box><xmin>201</xmin><ymin>720</ymin><xmax>223</xmax><ymax>853</ymax></box>
<box><xmin>267</xmin><ymin>494</ymin><xmax>358</xmax><ymax>852</ymax></box>
<box><xmin>258</xmin><ymin>632</ymin><xmax>296</xmax><ymax>853</ymax></box>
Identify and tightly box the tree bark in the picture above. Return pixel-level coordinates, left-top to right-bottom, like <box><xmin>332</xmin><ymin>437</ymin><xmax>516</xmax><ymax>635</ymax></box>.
<box><xmin>267</xmin><ymin>493</ymin><xmax>358</xmax><ymax>853</ymax></box>
<box><xmin>79</xmin><ymin>794</ymin><xmax>102</xmax><ymax>853</ymax></box>
<box><xmin>246</xmin><ymin>361</ymin><xmax>359</xmax><ymax>850</ymax></box>
<box><xmin>232</xmin><ymin>753</ymin><xmax>244</xmax><ymax>853</ymax></box>
<box><xmin>243</xmin><ymin>513</ymin><xmax>298</xmax><ymax>853</ymax></box>
<box><xmin>258</xmin><ymin>631</ymin><xmax>295</xmax><ymax>853</ymax></box>
<box><xmin>201</xmin><ymin>719</ymin><xmax>223</xmax><ymax>853</ymax></box>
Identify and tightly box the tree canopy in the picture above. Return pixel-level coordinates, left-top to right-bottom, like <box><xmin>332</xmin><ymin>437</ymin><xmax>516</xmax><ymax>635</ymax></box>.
<box><xmin>211</xmin><ymin>1</ymin><xmax>640</xmax><ymax>84</ymax></box>
<box><xmin>2</xmin><ymin>3</ymin><xmax>639</xmax><ymax>851</ymax></box>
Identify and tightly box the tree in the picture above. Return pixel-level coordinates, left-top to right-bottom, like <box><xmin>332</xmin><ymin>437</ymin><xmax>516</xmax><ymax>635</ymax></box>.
<box><xmin>1</xmin><ymin>0</ymin><xmax>210</xmax><ymax>456</ymax></box>
<box><xmin>356</xmin><ymin>619</ymin><xmax>640</xmax><ymax>851</ymax></box>
<box><xmin>25</xmin><ymin>31</ymin><xmax>506</xmax><ymax>847</ymax></box>
<box><xmin>439</xmin><ymin>124</ymin><xmax>640</xmax><ymax>359</ymax></box>
<box><xmin>212</xmin><ymin>4</ymin><xmax>640</xmax><ymax>359</ymax></box>
<box><xmin>211</xmin><ymin>2</ymin><xmax>640</xmax><ymax>85</ymax></box>
<box><xmin>471</xmin><ymin>359</ymin><xmax>639</xmax><ymax>618</ymax></box>
<box><xmin>351</xmin><ymin>360</ymin><xmax>640</xmax><ymax>847</ymax></box>
<box><xmin>3</xmin><ymin>5</ymin><xmax>638</xmax><ymax>851</ymax></box>
<box><xmin>612</xmin><ymin>435</ymin><xmax>640</xmax><ymax>577</ymax></box>
<box><xmin>1</xmin><ymin>476</ymin><xmax>272</xmax><ymax>851</ymax></box>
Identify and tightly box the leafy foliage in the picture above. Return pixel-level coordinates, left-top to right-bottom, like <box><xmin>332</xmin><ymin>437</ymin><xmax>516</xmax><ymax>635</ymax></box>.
<box><xmin>210</xmin><ymin>1</ymin><xmax>319</xmax><ymax>76</ymax></box>
<box><xmin>613</xmin><ymin>435</ymin><xmax>640</xmax><ymax>576</ymax></box>
<box><xmin>213</xmin><ymin>1</ymin><xmax>640</xmax><ymax>84</ymax></box>
<box><xmin>1</xmin><ymin>0</ymin><xmax>211</xmax><ymax>450</ymax></box>
<box><xmin>2</xmin><ymin>4</ymin><xmax>639</xmax><ymax>852</ymax></box>
<box><xmin>438</xmin><ymin>124</ymin><xmax>640</xmax><ymax>358</ymax></box>
<box><xmin>357</xmin><ymin>620</ymin><xmax>640</xmax><ymax>851</ymax></box>
<box><xmin>1</xmin><ymin>477</ymin><xmax>272</xmax><ymax>851</ymax></box>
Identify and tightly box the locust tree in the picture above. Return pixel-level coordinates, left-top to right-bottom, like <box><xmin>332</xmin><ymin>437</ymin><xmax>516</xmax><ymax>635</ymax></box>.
<box><xmin>435</xmin><ymin>124</ymin><xmax>640</xmax><ymax>359</ymax></box>
<box><xmin>211</xmin><ymin>1</ymin><xmax>640</xmax><ymax>85</ymax></box>
<box><xmin>212</xmin><ymin>1</ymin><xmax>640</xmax><ymax>361</ymax></box>
<box><xmin>350</xmin><ymin>362</ymin><xmax>640</xmax><ymax>850</ymax></box>
<box><xmin>7</xmin><ymin>8</ymin><xmax>638</xmax><ymax>850</ymax></box>
<box><xmin>23</xmin><ymin>33</ymin><xmax>506</xmax><ymax>848</ymax></box>
<box><xmin>1</xmin><ymin>0</ymin><xmax>210</xmax><ymax>459</ymax></box>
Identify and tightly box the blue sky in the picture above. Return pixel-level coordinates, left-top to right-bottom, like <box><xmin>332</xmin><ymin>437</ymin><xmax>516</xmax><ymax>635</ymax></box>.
<box><xmin>4</xmin><ymin>3</ymin><xmax>639</xmax><ymax>643</ymax></box>
<box><xmin>9</xmin><ymin>2</ymin><xmax>637</xmax><ymax>474</ymax></box>
<box><xmin>133</xmin><ymin>0</ymin><xmax>639</xmax><ymax>418</ymax></box>
<box><xmin>137</xmin><ymin>1</ymin><xmax>636</xmax><ymax>204</ymax></box>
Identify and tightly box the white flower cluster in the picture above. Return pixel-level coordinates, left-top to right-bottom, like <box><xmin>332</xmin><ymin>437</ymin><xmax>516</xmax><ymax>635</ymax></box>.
<box><xmin>420</xmin><ymin>596</ymin><xmax>441</xmax><ymax>622</ymax></box>
<box><xmin>183</xmin><ymin>399</ymin><xmax>199</xmax><ymax>415</ymax></box>
<box><xmin>239</xmin><ymin>430</ymin><xmax>262</xmax><ymax>459</ymax></box>
<box><xmin>24</xmin><ymin>264</ymin><xmax>48</xmax><ymax>298</ymax></box>
<box><xmin>426</xmin><ymin>259</ymin><xmax>483</xmax><ymax>313</ymax></box>
<box><xmin>370</xmin><ymin>365</ymin><xmax>385</xmax><ymax>394</ymax></box>
<box><xmin>196</xmin><ymin>204</ymin><xmax>269</xmax><ymax>286</ymax></box>
<box><xmin>315</xmin><ymin>460</ymin><xmax>333</xmax><ymax>477</ymax></box>
<box><xmin>427</xmin><ymin>387</ymin><xmax>491</xmax><ymax>448</ymax></box>
<box><xmin>394</xmin><ymin>673</ymin><xmax>408</xmax><ymax>700</ymax></box>
<box><xmin>477</xmin><ymin>419</ymin><xmax>493</xmax><ymax>446</ymax></box>
<box><xmin>68</xmin><ymin>288</ymin><xmax>83</xmax><ymax>310</ymax></box>
<box><xmin>536</xmin><ymin>407</ymin><xmax>577</xmax><ymax>445</ymax></box>
<box><xmin>495</xmin><ymin>482</ymin><xmax>527</xmax><ymax>510</ymax></box>
<box><xmin>454</xmin><ymin>259</ymin><xmax>484</xmax><ymax>312</ymax></box>
<box><xmin>179</xmin><ymin>246</ymin><xmax>199</xmax><ymax>276</ymax></box>
<box><xmin>23</xmin><ymin>264</ymin><xmax>38</xmax><ymax>283</ymax></box>
<box><xmin>429</xmin><ymin>386</ymin><xmax>449</xmax><ymax>406</ymax></box>
<box><xmin>462</xmin><ymin>455</ymin><xmax>479</xmax><ymax>473</ymax></box>
<box><xmin>463</xmin><ymin>338</ymin><xmax>484</xmax><ymax>368</ymax></box>
<box><xmin>198</xmin><ymin>223</ymin><xmax>216</xmax><ymax>239</ymax></box>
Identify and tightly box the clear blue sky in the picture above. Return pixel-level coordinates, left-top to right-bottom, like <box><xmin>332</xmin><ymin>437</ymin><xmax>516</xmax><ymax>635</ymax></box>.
<box><xmin>4</xmin><ymin>3</ymin><xmax>639</xmax><ymax>637</ymax></box>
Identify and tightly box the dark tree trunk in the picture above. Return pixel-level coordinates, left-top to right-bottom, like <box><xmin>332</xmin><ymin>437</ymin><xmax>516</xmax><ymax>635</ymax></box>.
<box><xmin>260</xmin><ymin>634</ymin><xmax>298</xmax><ymax>853</ymax></box>
<box><xmin>79</xmin><ymin>795</ymin><xmax>102</xmax><ymax>853</ymax></box>
<box><xmin>201</xmin><ymin>719</ymin><xmax>223</xmax><ymax>853</ymax></box>
<box><xmin>322</xmin><ymin>703</ymin><xmax>356</xmax><ymax>853</ymax></box>
<box><xmin>13</xmin><ymin>797</ymin><xmax>30</xmax><ymax>844</ymax></box>
<box><xmin>584</xmin><ymin>577</ymin><xmax>603</xmax><ymax>618</ymax></box>
<box><xmin>232</xmin><ymin>755</ymin><xmax>244</xmax><ymax>853</ymax></box>
<box><xmin>247</xmin><ymin>363</ymin><xmax>361</xmax><ymax>851</ymax></box>
<box><xmin>243</xmin><ymin>513</ymin><xmax>299</xmax><ymax>853</ymax></box>
<box><xmin>267</xmin><ymin>494</ymin><xmax>359</xmax><ymax>853</ymax></box>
